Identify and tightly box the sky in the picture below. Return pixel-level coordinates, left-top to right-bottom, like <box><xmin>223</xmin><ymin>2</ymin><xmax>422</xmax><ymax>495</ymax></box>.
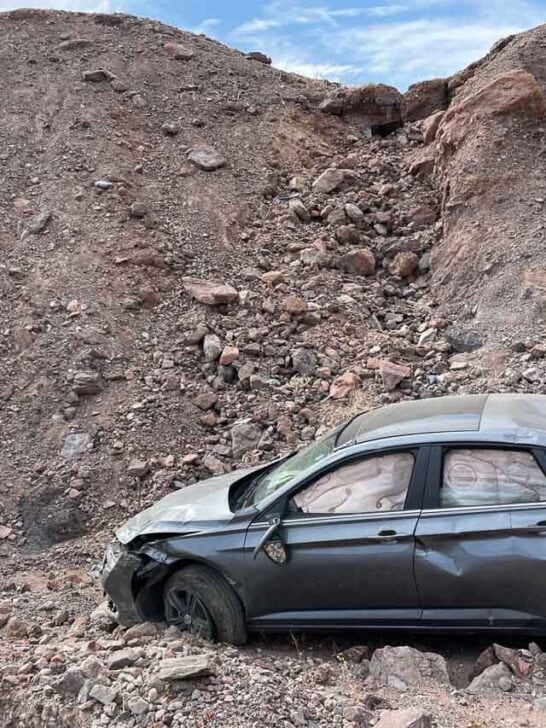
<box><xmin>1</xmin><ymin>0</ymin><xmax>545</xmax><ymax>89</ymax></box>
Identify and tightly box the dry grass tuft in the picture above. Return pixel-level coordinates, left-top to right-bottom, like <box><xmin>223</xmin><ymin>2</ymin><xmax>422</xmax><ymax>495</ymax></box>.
<box><xmin>320</xmin><ymin>388</ymin><xmax>377</xmax><ymax>429</ymax></box>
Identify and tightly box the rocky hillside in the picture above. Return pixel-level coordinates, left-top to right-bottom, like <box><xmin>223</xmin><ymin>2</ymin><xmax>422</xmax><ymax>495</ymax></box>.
<box><xmin>2</xmin><ymin>9</ymin><xmax>546</xmax><ymax>728</ymax></box>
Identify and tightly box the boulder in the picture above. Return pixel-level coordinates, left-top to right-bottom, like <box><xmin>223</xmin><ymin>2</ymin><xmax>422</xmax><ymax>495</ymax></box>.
<box><xmin>423</xmin><ymin>110</ymin><xmax>445</xmax><ymax>144</ymax></box>
<box><xmin>72</xmin><ymin>370</ymin><xmax>102</xmax><ymax>395</ymax></box>
<box><xmin>402</xmin><ymin>78</ymin><xmax>447</xmax><ymax>122</ymax></box>
<box><xmin>379</xmin><ymin>361</ymin><xmax>411</xmax><ymax>391</ymax></box>
<box><xmin>312</xmin><ymin>168</ymin><xmax>350</xmax><ymax>194</ymax></box>
<box><xmin>220</xmin><ymin>346</ymin><xmax>239</xmax><ymax>365</ymax></box>
<box><xmin>391</xmin><ymin>252</ymin><xmax>418</xmax><ymax>278</ymax></box>
<box><xmin>338</xmin><ymin>249</ymin><xmax>375</xmax><ymax>276</ymax></box>
<box><xmin>288</xmin><ymin>198</ymin><xmax>311</xmax><ymax>222</ymax></box>
<box><xmin>188</xmin><ymin>146</ymin><xmax>226</xmax><ymax>171</ymax></box>
<box><xmin>157</xmin><ymin>654</ymin><xmax>214</xmax><ymax>681</ymax></box>
<box><xmin>320</xmin><ymin>83</ymin><xmax>402</xmax><ymax>130</ymax></box>
<box><xmin>127</xmin><ymin>459</ymin><xmax>149</xmax><ymax>477</ymax></box>
<box><xmin>466</xmin><ymin>662</ymin><xmax>513</xmax><ymax>694</ymax></box>
<box><xmin>107</xmin><ymin>648</ymin><xmax>138</xmax><ymax>670</ymax></box>
<box><xmin>283</xmin><ymin>296</ymin><xmax>308</xmax><ymax>315</ymax></box>
<box><xmin>4</xmin><ymin>617</ymin><xmax>28</xmax><ymax>639</ymax></box>
<box><xmin>231</xmin><ymin>421</ymin><xmax>262</xmax><ymax>459</ymax></box>
<box><xmin>369</xmin><ymin>645</ymin><xmax>450</xmax><ymax>688</ymax></box>
<box><xmin>245</xmin><ymin>51</ymin><xmax>271</xmax><ymax>64</ymax></box>
<box><xmin>182</xmin><ymin>277</ymin><xmax>238</xmax><ymax>305</ymax></box>
<box><xmin>291</xmin><ymin>348</ymin><xmax>317</xmax><ymax>376</ymax></box>
<box><xmin>61</xmin><ymin>432</ymin><xmax>93</xmax><ymax>459</ymax></box>
<box><xmin>329</xmin><ymin>371</ymin><xmax>359</xmax><ymax>399</ymax></box>
<box><xmin>203</xmin><ymin>334</ymin><xmax>222</xmax><ymax>362</ymax></box>
<box><xmin>164</xmin><ymin>42</ymin><xmax>194</xmax><ymax>60</ymax></box>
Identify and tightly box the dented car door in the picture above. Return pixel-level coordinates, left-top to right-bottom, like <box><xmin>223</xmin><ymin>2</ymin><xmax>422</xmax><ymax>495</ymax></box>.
<box><xmin>414</xmin><ymin>444</ymin><xmax>544</xmax><ymax>628</ymax></box>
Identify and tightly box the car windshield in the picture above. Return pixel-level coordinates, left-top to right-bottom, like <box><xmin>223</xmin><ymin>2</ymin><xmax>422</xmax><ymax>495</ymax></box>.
<box><xmin>247</xmin><ymin>428</ymin><xmax>340</xmax><ymax>507</ymax></box>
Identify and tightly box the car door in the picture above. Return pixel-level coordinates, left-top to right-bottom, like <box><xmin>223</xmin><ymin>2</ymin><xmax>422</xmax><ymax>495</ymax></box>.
<box><xmin>242</xmin><ymin>446</ymin><xmax>427</xmax><ymax>629</ymax></box>
<box><xmin>504</xmin><ymin>447</ymin><xmax>546</xmax><ymax>625</ymax></box>
<box><xmin>415</xmin><ymin>442</ymin><xmax>546</xmax><ymax>628</ymax></box>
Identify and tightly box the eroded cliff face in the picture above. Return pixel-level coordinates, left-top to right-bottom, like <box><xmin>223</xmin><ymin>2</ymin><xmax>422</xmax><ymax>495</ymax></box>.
<box><xmin>428</xmin><ymin>28</ymin><xmax>546</xmax><ymax>354</ymax></box>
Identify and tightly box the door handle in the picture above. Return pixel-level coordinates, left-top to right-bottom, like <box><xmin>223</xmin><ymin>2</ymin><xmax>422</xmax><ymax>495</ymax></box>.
<box><xmin>369</xmin><ymin>529</ymin><xmax>400</xmax><ymax>542</ymax></box>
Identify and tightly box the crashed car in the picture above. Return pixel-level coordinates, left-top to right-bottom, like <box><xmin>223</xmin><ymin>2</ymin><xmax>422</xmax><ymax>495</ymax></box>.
<box><xmin>101</xmin><ymin>393</ymin><xmax>546</xmax><ymax>644</ymax></box>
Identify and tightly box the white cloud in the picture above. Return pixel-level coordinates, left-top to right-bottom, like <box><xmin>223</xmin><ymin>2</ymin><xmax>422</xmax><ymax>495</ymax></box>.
<box><xmin>322</xmin><ymin>14</ymin><xmax>541</xmax><ymax>87</ymax></box>
<box><xmin>190</xmin><ymin>17</ymin><xmax>221</xmax><ymax>37</ymax></box>
<box><xmin>274</xmin><ymin>57</ymin><xmax>366</xmax><ymax>81</ymax></box>
<box><xmin>234</xmin><ymin>3</ymin><xmax>370</xmax><ymax>35</ymax></box>
<box><xmin>236</xmin><ymin>17</ymin><xmax>281</xmax><ymax>33</ymax></box>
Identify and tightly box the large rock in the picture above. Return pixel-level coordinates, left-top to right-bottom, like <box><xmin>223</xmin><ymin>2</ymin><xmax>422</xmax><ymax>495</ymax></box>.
<box><xmin>329</xmin><ymin>371</ymin><xmax>359</xmax><ymax>399</ymax></box>
<box><xmin>203</xmin><ymin>334</ymin><xmax>222</xmax><ymax>362</ymax></box>
<box><xmin>320</xmin><ymin>83</ymin><xmax>402</xmax><ymax>129</ymax></box>
<box><xmin>231</xmin><ymin>421</ymin><xmax>262</xmax><ymax>459</ymax></box>
<box><xmin>379</xmin><ymin>360</ymin><xmax>411</xmax><ymax>391</ymax></box>
<box><xmin>466</xmin><ymin>662</ymin><xmax>513</xmax><ymax>694</ymax></box>
<box><xmin>164</xmin><ymin>41</ymin><xmax>194</xmax><ymax>60</ymax></box>
<box><xmin>402</xmin><ymin>78</ymin><xmax>447</xmax><ymax>122</ymax></box>
<box><xmin>375</xmin><ymin>708</ymin><xmax>432</xmax><ymax>728</ymax></box>
<box><xmin>337</xmin><ymin>249</ymin><xmax>375</xmax><ymax>276</ymax></box>
<box><xmin>312</xmin><ymin>168</ymin><xmax>351</xmax><ymax>194</ymax></box>
<box><xmin>369</xmin><ymin>645</ymin><xmax>450</xmax><ymax>688</ymax></box>
<box><xmin>291</xmin><ymin>348</ymin><xmax>317</xmax><ymax>376</ymax></box>
<box><xmin>182</xmin><ymin>278</ymin><xmax>238</xmax><ymax>305</ymax></box>
<box><xmin>157</xmin><ymin>654</ymin><xmax>214</xmax><ymax>681</ymax></box>
<box><xmin>188</xmin><ymin>146</ymin><xmax>226</xmax><ymax>171</ymax></box>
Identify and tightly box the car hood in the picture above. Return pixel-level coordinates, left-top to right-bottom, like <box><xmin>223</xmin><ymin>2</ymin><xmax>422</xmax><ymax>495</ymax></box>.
<box><xmin>115</xmin><ymin>466</ymin><xmax>261</xmax><ymax>544</ymax></box>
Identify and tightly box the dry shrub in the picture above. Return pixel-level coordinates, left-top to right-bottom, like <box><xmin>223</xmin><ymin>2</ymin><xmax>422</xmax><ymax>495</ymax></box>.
<box><xmin>320</xmin><ymin>388</ymin><xmax>376</xmax><ymax>429</ymax></box>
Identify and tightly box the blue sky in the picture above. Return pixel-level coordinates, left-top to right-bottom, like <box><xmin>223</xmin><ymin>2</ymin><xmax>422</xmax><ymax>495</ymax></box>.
<box><xmin>2</xmin><ymin>0</ymin><xmax>545</xmax><ymax>89</ymax></box>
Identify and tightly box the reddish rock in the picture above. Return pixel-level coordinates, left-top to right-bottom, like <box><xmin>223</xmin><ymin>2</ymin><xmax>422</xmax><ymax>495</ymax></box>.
<box><xmin>164</xmin><ymin>42</ymin><xmax>194</xmax><ymax>60</ymax></box>
<box><xmin>423</xmin><ymin>110</ymin><xmax>445</xmax><ymax>144</ymax></box>
<box><xmin>219</xmin><ymin>346</ymin><xmax>239</xmax><ymax>366</ymax></box>
<box><xmin>409</xmin><ymin>204</ymin><xmax>438</xmax><ymax>228</ymax></box>
<box><xmin>391</xmin><ymin>252</ymin><xmax>419</xmax><ymax>278</ymax></box>
<box><xmin>379</xmin><ymin>361</ymin><xmax>411</xmax><ymax>391</ymax></box>
<box><xmin>402</xmin><ymin>78</ymin><xmax>447</xmax><ymax>122</ymax></box>
<box><xmin>262</xmin><ymin>270</ymin><xmax>285</xmax><ymax>285</ymax></box>
<box><xmin>283</xmin><ymin>296</ymin><xmax>308</xmax><ymax>315</ymax></box>
<box><xmin>338</xmin><ymin>249</ymin><xmax>375</xmax><ymax>276</ymax></box>
<box><xmin>0</xmin><ymin>525</ymin><xmax>13</xmax><ymax>539</ymax></box>
<box><xmin>330</xmin><ymin>371</ymin><xmax>359</xmax><ymax>399</ymax></box>
<box><xmin>182</xmin><ymin>278</ymin><xmax>238</xmax><ymax>305</ymax></box>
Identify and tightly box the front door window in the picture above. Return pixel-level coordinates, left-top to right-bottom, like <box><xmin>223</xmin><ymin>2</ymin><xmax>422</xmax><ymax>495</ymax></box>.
<box><xmin>293</xmin><ymin>452</ymin><xmax>414</xmax><ymax>515</ymax></box>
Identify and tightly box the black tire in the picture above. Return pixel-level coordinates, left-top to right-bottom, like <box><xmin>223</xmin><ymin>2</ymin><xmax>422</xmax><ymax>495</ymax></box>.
<box><xmin>163</xmin><ymin>564</ymin><xmax>247</xmax><ymax>645</ymax></box>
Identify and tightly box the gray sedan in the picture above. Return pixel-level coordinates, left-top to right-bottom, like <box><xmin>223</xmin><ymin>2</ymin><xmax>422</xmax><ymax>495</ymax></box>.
<box><xmin>100</xmin><ymin>393</ymin><xmax>546</xmax><ymax>644</ymax></box>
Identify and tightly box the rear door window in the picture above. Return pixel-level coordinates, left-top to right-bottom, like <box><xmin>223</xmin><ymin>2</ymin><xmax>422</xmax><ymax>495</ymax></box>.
<box><xmin>440</xmin><ymin>448</ymin><xmax>546</xmax><ymax>508</ymax></box>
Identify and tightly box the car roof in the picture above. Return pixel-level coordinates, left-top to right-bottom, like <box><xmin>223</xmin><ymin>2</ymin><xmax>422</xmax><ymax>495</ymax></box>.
<box><xmin>337</xmin><ymin>393</ymin><xmax>546</xmax><ymax>447</ymax></box>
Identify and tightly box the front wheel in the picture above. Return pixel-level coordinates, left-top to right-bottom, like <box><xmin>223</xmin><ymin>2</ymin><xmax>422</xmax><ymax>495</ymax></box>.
<box><xmin>163</xmin><ymin>565</ymin><xmax>247</xmax><ymax>645</ymax></box>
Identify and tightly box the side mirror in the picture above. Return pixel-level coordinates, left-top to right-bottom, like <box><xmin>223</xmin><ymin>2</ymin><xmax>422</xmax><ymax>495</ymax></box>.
<box><xmin>253</xmin><ymin>515</ymin><xmax>288</xmax><ymax>564</ymax></box>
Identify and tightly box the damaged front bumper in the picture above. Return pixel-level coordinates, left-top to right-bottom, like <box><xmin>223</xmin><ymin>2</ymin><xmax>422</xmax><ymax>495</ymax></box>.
<box><xmin>100</xmin><ymin>540</ymin><xmax>144</xmax><ymax>626</ymax></box>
